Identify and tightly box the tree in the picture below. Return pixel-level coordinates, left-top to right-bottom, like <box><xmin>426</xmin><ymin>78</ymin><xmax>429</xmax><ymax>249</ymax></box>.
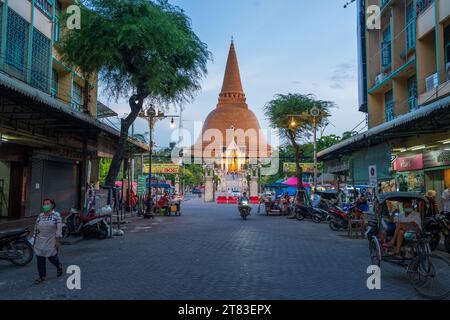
<box><xmin>264</xmin><ymin>94</ymin><xmax>333</xmax><ymax>191</ymax></box>
<box><xmin>59</xmin><ymin>0</ymin><xmax>210</xmax><ymax>187</ymax></box>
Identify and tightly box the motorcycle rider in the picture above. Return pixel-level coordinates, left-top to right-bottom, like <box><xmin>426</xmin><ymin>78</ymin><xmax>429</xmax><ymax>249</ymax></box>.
<box><xmin>238</xmin><ymin>192</ymin><xmax>251</xmax><ymax>216</ymax></box>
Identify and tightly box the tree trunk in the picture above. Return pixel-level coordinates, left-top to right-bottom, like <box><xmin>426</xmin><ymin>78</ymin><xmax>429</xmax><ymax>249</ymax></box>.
<box><xmin>104</xmin><ymin>95</ymin><xmax>143</xmax><ymax>187</ymax></box>
<box><xmin>288</xmin><ymin>131</ymin><xmax>303</xmax><ymax>192</ymax></box>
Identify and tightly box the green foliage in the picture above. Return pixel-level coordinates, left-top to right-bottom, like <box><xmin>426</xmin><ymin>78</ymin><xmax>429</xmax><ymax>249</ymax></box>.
<box><xmin>181</xmin><ymin>164</ymin><xmax>203</xmax><ymax>187</ymax></box>
<box><xmin>264</xmin><ymin>93</ymin><xmax>334</xmax><ymax>145</ymax></box>
<box><xmin>58</xmin><ymin>0</ymin><xmax>211</xmax><ymax>186</ymax></box>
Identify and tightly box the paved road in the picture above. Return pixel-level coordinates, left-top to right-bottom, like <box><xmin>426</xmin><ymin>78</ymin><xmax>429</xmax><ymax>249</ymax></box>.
<box><xmin>0</xmin><ymin>199</ymin><xmax>443</xmax><ymax>300</ymax></box>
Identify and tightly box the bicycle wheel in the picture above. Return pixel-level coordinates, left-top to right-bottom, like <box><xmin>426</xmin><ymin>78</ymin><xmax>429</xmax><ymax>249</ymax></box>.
<box><xmin>408</xmin><ymin>254</ymin><xmax>450</xmax><ymax>300</ymax></box>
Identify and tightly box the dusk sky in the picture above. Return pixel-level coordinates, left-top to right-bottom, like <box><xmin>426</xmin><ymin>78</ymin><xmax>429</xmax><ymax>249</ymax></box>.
<box><xmin>101</xmin><ymin>0</ymin><xmax>367</xmax><ymax>147</ymax></box>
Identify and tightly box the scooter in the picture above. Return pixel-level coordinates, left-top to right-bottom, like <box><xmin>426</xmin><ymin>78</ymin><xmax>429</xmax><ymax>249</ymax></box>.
<box><xmin>328</xmin><ymin>205</ymin><xmax>363</xmax><ymax>231</ymax></box>
<box><xmin>62</xmin><ymin>208</ymin><xmax>110</xmax><ymax>240</ymax></box>
<box><xmin>239</xmin><ymin>200</ymin><xmax>251</xmax><ymax>221</ymax></box>
<box><xmin>425</xmin><ymin>213</ymin><xmax>450</xmax><ymax>252</ymax></box>
<box><xmin>0</xmin><ymin>227</ymin><xmax>34</xmax><ymax>266</ymax></box>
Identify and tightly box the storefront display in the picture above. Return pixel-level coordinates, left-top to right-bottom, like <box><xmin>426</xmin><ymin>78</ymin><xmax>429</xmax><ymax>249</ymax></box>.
<box><xmin>396</xmin><ymin>171</ymin><xmax>425</xmax><ymax>193</ymax></box>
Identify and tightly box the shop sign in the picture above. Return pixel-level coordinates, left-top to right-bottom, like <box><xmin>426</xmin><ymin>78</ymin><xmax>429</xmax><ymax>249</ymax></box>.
<box><xmin>392</xmin><ymin>154</ymin><xmax>424</xmax><ymax>172</ymax></box>
<box><xmin>283</xmin><ymin>163</ymin><xmax>321</xmax><ymax>173</ymax></box>
<box><xmin>424</xmin><ymin>148</ymin><xmax>450</xmax><ymax>168</ymax></box>
<box><xmin>143</xmin><ymin>164</ymin><xmax>180</xmax><ymax>174</ymax></box>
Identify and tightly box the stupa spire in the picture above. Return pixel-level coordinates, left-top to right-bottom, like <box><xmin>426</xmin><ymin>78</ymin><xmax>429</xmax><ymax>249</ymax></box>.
<box><xmin>218</xmin><ymin>40</ymin><xmax>247</xmax><ymax>106</ymax></box>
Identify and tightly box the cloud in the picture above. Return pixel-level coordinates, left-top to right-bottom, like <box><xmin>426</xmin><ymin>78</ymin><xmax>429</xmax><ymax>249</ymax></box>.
<box><xmin>329</xmin><ymin>63</ymin><xmax>355</xmax><ymax>89</ymax></box>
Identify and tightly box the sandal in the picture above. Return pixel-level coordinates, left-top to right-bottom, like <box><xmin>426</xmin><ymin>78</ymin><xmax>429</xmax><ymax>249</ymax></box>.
<box><xmin>34</xmin><ymin>277</ymin><xmax>46</xmax><ymax>285</ymax></box>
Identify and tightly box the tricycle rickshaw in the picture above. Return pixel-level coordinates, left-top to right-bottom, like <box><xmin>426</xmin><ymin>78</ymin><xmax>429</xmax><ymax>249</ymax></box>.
<box><xmin>367</xmin><ymin>192</ymin><xmax>450</xmax><ymax>299</ymax></box>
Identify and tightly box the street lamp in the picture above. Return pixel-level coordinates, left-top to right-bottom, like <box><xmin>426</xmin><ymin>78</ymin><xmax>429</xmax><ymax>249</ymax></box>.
<box><xmin>139</xmin><ymin>106</ymin><xmax>179</xmax><ymax>219</ymax></box>
<box><xmin>310</xmin><ymin>105</ymin><xmax>320</xmax><ymax>193</ymax></box>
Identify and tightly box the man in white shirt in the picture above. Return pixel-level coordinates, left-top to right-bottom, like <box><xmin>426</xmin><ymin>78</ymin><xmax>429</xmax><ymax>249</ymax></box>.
<box><xmin>385</xmin><ymin>199</ymin><xmax>421</xmax><ymax>257</ymax></box>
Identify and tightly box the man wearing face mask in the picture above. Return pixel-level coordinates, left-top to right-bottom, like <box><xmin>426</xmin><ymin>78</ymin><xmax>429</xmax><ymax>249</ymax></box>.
<box><xmin>384</xmin><ymin>199</ymin><xmax>422</xmax><ymax>257</ymax></box>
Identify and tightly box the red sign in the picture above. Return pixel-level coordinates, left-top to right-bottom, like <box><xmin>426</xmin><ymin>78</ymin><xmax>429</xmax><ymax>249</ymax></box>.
<box><xmin>393</xmin><ymin>154</ymin><xmax>424</xmax><ymax>172</ymax></box>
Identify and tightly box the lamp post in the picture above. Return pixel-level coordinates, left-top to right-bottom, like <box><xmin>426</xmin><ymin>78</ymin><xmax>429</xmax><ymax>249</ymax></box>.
<box><xmin>139</xmin><ymin>106</ymin><xmax>179</xmax><ymax>219</ymax></box>
<box><xmin>310</xmin><ymin>105</ymin><xmax>320</xmax><ymax>192</ymax></box>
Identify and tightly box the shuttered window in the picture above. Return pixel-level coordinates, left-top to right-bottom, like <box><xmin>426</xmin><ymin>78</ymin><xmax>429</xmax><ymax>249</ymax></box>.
<box><xmin>31</xmin><ymin>29</ymin><xmax>51</xmax><ymax>93</ymax></box>
<box><xmin>5</xmin><ymin>9</ymin><xmax>29</xmax><ymax>78</ymax></box>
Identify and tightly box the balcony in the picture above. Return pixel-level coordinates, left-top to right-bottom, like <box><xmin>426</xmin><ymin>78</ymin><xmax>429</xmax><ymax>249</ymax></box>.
<box><xmin>440</xmin><ymin>0</ymin><xmax>450</xmax><ymax>23</ymax></box>
<box><xmin>417</xmin><ymin>0</ymin><xmax>435</xmax><ymax>39</ymax></box>
<box><xmin>417</xmin><ymin>0</ymin><xmax>433</xmax><ymax>16</ymax></box>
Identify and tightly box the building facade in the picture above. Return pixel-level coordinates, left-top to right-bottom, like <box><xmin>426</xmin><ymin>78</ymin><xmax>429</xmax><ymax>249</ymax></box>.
<box><xmin>0</xmin><ymin>0</ymin><xmax>146</xmax><ymax>225</ymax></box>
<box><xmin>319</xmin><ymin>0</ymin><xmax>450</xmax><ymax>211</ymax></box>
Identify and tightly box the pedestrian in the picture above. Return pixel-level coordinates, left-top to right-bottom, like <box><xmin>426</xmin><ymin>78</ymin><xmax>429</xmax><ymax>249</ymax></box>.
<box><xmin>33</xmin><ymin>198</ymin><xmax>64</xmax><ymax>284</ymax></box>
<box><xmin>442</xmin><ymin>186</ymin><xmax>450</xmax><ymax>212</ymax></box>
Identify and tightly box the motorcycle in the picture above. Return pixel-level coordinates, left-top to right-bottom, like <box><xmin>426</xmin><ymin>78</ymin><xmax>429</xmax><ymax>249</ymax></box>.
<box><xmin>239</xmin><ymin>200</ymin><xmax>251</xmax><ymax>220</ymax></box>
<box><xmin>0</xmin><ymin>227</ymin><xmax>34</xmax><ymax>266</ymax></box>
<box><xmin>425</xmin><ymin>213</ymin><xmax>450</xmax><ymax>252</ymax></box>
<box><xmin>295</xmin><ymin>204</ymin><xmax>330</xmax><ymax>223</ymax></box>
<box><xmin>62</xmin><ymin>208</ymin><xmax>110</xmax><ymax>240</ymax></box>
<box><xmin>328</xmin><ymin>205</ymin><xmax>363</xmax><ymax>231</ymax></box>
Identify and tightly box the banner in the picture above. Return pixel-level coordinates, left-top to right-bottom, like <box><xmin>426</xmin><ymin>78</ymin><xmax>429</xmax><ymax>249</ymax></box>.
<box><xmin>143</xmin><ymin>164</ymin><xmax>180</xmax><ymax>174</ymax></box>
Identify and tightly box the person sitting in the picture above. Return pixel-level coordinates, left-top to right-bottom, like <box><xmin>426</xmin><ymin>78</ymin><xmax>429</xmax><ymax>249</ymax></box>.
<box><xmin>384</xmin><ymin>200</ymin><xmax>422</xmax><ymax>257</ymax></box>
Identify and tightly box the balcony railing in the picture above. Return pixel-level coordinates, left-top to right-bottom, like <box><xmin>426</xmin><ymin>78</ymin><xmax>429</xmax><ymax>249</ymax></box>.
<box><xmin>35</xmin><ymin>0</ymin><xmax>53</xmax><ymax>17</ymax></box>
<box><xmin>408</xmin><ymin>96</ymin><xmax>418</xmax><ymax>111</ymax></box>
<box><xmin>385</xmin><ymin>102</ymin><xmax>395</xmax><ymax>122</ymax></box>
<box><xmin>71</xmin><ymin>101</ymin><xmax>83</xmax><ymax>112</ymax></box>
<box><xmin>417</xmin><ymin>0</ymin><xmax>433</xmax><ymax>16</ymax></box>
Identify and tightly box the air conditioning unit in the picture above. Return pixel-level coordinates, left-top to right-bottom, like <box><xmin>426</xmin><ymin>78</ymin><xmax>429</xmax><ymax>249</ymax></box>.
<box><xmin>446</xmin><ymin>62</ymin><xmax>450</xmax><ymax>81</ymax></box>
<box><xmin>426</xmin><ymin>73</ymin><xmax>438</xmax><ymax>92</ymax></box>
<box><xmin>375</xmin><ymin>73</ymin><xmax>384</xmax><ymax>85</ymax></box>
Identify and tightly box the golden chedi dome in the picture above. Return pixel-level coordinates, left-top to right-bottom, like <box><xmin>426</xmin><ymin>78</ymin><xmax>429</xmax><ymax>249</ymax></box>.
<box><xmin>192</xmin><ymin>41</ymin><xmax>271</xmax><ymax>166</ymax></box>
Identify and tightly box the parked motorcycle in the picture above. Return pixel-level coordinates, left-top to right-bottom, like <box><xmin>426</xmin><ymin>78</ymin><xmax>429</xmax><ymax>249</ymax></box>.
<box><xmin>239</xmin><ymin>200</ymin><xmax>251</xmax><ymax>221</ymax></box>
<box><xmin>0</xmin><ymin>227</ymin><xmax>34</xmax><ymax>266</ymax></box>
<box><xmin>425</xmin><ymin>213</ymin><xmax>450</xmax><ymax>252</ymax></box>
<box><xmin>328</xmin><ymin>205</ymin><xmax>363</xmax><ymax>231</ymax></box>
<box><xmin>62</xmin><ymin>208</ymin><xmax>110</xmax><ymax>240</ymax></box>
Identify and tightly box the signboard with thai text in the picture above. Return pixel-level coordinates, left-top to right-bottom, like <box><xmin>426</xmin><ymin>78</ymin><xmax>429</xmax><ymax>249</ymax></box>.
<box><xmin>392</xmin><ymin>154</ymin><xmax>424</xmax><ymax>172</ymax></box>
<box><xmin>143</xmin><ymin>164</ymin><xmax>180</xmax><ymax>174</ymax></box>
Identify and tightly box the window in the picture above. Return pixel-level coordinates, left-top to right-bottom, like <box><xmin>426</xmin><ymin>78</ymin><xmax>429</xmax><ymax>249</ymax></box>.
<box><xmin>35</xmin><ymin>0</ymin><xmax>52</xmax><ymax>17</ymax></box>
<box><xmin>381</xmin><ymin>25</ymin><xmax>392</xmax><ymax>69</ymax></box>
<box><xmin>0</xmin><ymin>4</ymin><xmax>3</xmax><ymax>48</ymax></box>
<box><xmin>407</xmin><ymin>76</ymin><xmax>418</xmax><ymax>112</ymax></box>
<box><xmin>5</xmin><ymin>9</ymin><xmax>29</xmax><ymax>77</ymax></box>
<box><xmin>385</xmin><ymin>90</ymin><xmax>395</xmax><ymax>122</ymax></box>
<box><xmin>51</xmin><ymin>69</ymin><xmax>58</xmax><ymax>97</ymax></box>
<box><xmin>405</xmin><ymin>3</ymin><xmax>415</xmax><ymax>51</ymax></box>
<box><xmin>72</xmin><ymin>82</ymin><xmax>83</xmax><ymax>111</ymax></box>
<box><xmin>31</xmin><ymin>29</ymin><xmax>51</xmax><ymax>93</ymax></box>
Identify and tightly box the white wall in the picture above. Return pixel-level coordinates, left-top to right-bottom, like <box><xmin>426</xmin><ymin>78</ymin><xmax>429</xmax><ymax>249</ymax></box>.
<box><xmin>8</xmin><ymin>0</ymin><xmax>32</xmax><ymax>22</ymax></box>
<box><xmin>34</xmin><ymin>8</ymin><xmax>52</xmax><ymax>38</ymax></box>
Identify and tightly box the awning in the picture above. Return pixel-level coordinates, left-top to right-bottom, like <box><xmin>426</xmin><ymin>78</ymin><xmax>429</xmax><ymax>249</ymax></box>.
<box><xmin>0</xmin><ymin>71</ymin><xmax>148</xmax><ymax>153</ymax></box>
<box><xmin>318</xmin><ymin>96</ymin><xmax>450</xmax><ymax>161</ymax></box>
